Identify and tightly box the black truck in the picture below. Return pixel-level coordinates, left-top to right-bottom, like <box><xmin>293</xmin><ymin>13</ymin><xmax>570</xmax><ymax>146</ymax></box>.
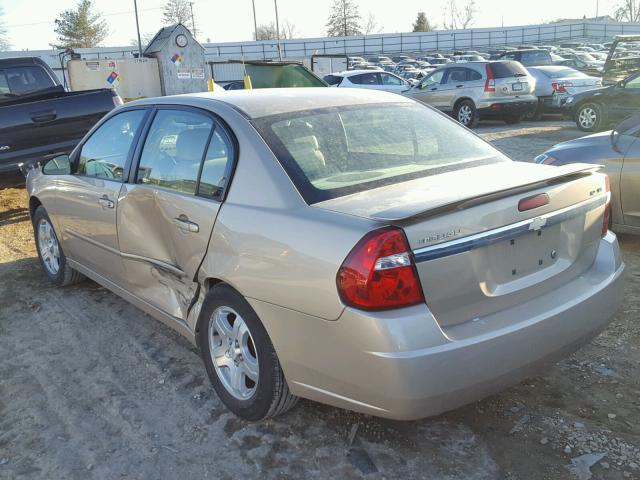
<box><xmin>0</xmin><ymin>56</ymin><xmax>120</xmax><ymax>177</ymax></box>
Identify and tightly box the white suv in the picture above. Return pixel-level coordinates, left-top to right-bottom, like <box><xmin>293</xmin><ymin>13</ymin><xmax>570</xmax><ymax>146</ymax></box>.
<box><xmin>323</xmin><ymin>70</ymin><xmax>410</xmax><ymax>94</ymax></box>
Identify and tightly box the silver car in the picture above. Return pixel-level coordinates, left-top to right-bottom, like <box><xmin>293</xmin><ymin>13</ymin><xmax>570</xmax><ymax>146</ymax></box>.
<box><xmin>527</xmin><ymin>66</ymin><xmax>602</xmax><ymax>119</ymax></box>
<box><xmin>404</xmin><ymin>61</ymin><xmax>537</xmax><ymax>127</ymax></box>
<box><xmin>26</xmin><ymin>88</ymin><xmax>623</xmax><ymax>421</ymax></box>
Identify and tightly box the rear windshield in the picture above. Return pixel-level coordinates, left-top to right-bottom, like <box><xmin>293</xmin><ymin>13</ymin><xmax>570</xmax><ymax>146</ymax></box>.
<box><xmin>253</xmin><ymin>102</ymin><xmax>508</xmax><ymax>203</ymax></box>
<box><xmin>323</xmin><ymin>74</ymin><xmax>344</xmax><ymax>86</ymax></box>
<box><xmin>489</xmin><ymin>61</ymin><xmax>528</xmax><ymax>78</ymax></box>
<box><xmin>541</xmin><ymin>67</ymin><xmax>587</xmax><ymax>79</ymax></box>
<box><xmin>0</xmin><ymin>65</ymin><xmax>56</xmax><ymax>101</ymax></box>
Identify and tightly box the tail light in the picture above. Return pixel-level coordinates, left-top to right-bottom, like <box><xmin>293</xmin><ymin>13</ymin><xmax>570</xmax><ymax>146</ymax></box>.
<box><xmin>336</xmin><ymin>227</ymin><xmax>424</xmax><ymax>311</ymax></box>
<box><xmin>602</xmin><ymin>175</ymin><xmax>611</xmax><ymax>237</ymax></box>
<box><xmin>552</xmin><ymin>82</ymin><xmax>567</xmax><ymax>93</ymax></box>
<box><xmin>484</xmin><ymin>64</ymin><xmax>496</xmax><ymax>92</ymax></box>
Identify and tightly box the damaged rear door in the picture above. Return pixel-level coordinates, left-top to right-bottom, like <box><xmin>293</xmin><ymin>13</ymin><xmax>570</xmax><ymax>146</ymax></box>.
<box><xmin>117</xmin><ymin>107</ymin><xmax>235</xmax><ymax>320</ymax></box>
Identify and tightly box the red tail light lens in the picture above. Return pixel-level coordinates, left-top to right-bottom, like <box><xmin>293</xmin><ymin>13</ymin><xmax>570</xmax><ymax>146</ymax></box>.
<box><xmin>337</xmin><ymin>227</ymin><xmax>425</xmax><ymax>310</ymax></box>
<box><xmin>484</xmin><ymin>64</ymin><xmax>496</xmax><ymax>92</ymax></box>
<box><xmin>518</xmin><ymin>193</ymin><xmax>550</xmax><ymax>212</ymax></box>
<box><xmin>602</xmin><ymin>174</ymin><xmax>611</xmax><ymax>237</ymax></box>
<box><xmin>551</xmin><ymin>82</ymin><xmax>567</xmax><ymax>93</ymax></box>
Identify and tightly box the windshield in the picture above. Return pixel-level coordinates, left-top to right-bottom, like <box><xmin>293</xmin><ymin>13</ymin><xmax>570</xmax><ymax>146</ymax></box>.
<box><xmin>575</xmin><ymin>53</ymin><xmax>597</xmax><ymax>62</ymax></box>
<box><xmin>253</xmin><ymin>102</ymin><xmax>507</xmax><ymax>203</ymax></box>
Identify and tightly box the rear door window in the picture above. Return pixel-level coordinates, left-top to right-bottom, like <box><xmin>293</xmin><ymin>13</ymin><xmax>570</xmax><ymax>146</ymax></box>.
<box><xmin>349</xmin><ymin>73</ymin><xmax>380</xmax><ymax>85</ymax></box>
<box><xmin>444</xmin><ymin>68</ymin><xmax>467</xmax><ymax>84</ymax></box>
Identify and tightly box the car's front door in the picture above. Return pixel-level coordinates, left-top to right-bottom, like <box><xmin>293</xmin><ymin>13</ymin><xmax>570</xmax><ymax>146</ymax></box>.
<box><xmin>409</xmin><ymin>69</ymin><xmax>447</xmax><ymax>109</ymax></box>
<box><xmin>379</xmin><ymin>72</ymin><xmax>408</xmax><ymax>93</ymax></box>
<box><xmin>52</xmin><ymin>109</ymin><xmax>148</xmax><ymax>284</ymax></box>
<box><xmin>608</xmin><ymin>73</ymin><xmax>640</xmax><ymax>123</ymax></box>
<box><xmin>117</xmin><ymin>107</ymin><xmax>234</xmax><ymax>320</ymax></box>
<box><xmin>438</xmin><ymin>67</ymin><xmax>470</xmax><ymax>113</ymax></box>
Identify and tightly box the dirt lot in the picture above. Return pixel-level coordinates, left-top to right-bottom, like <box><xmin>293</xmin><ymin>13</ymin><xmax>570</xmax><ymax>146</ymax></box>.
<box><xmin>1</xmin><ymin>120</ymin><xmax>639</xmax><ymax>480</ymax></box>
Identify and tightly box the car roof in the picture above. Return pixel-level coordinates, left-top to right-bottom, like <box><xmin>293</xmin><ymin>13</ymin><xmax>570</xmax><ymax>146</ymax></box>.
<box><xmin>129</xmin><ymin>88</ymin><xmax>414</xmax><ymax>119</ymax></box>
<box><xmin>340</xmin><ymin>69</ymin><xmax>383</xmax><ymax>76</ymax></box>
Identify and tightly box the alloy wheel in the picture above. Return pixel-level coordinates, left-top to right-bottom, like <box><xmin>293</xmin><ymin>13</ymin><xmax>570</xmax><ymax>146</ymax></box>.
<box><xmin>578</xmin><ymin>107</ymin><xmax>597</xmax><ymax>129</ymax></box>
<box><xmin>37</xmin><ymin>218</ymin><xmax>60</xmax><ymax>275</ymax></box>
<box><xmin>208</xmin><ymin>306</ymin><xmax>259</xmax><ymax>400</ymax></box>
<box><xmin>458</xmin><ymin>105</ymin><xmax>473</xmax><ymax>125</ymax></box>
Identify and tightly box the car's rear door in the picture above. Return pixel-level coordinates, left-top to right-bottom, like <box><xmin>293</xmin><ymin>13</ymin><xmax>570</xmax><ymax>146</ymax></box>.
<box><xmin>608</xmin><ymin>73</ymin><xmax>640</xmax><ymax>122</ymax></box>
<box><xmin>117</xmin><ymin>107</ymin><xmax>235</xmax><ymax>320</ymax></box>
<box><xmin>438</xmin><ymin>67</ymin><xmax>469</xmax><ymax>112</ymax></box>
<box><xmin>52</xmin><ymin>108</ymin><xmax>149</xmax><ymax>284</ymax></box>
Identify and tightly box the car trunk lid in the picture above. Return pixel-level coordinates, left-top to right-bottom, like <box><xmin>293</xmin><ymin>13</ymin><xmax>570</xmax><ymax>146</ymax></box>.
<box><xmin>316</xmin><ymin>162</ymin><xmax>608</xmax><ymax>329</ymax></box>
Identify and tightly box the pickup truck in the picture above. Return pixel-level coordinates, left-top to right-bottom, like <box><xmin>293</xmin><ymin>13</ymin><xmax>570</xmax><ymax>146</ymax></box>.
<box><xmin>0</xmin><ymin>56</ymin><xmax>120</xmax><ymax>176</ymax></box>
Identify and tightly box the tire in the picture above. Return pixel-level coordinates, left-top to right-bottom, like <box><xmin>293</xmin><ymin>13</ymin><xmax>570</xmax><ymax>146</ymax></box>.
<box><xmin>32</xmin><ymin>206</ymin><xmax>85</xmax><ymax>286</ymax></box>
<box><xmin>454</xmin><ymin>100</ymin><xmax>479</xmax><ymax>128</ymax></box>
<box><xmin>503</xmin><ymin>114</ymin><xmax>522</xmax><ymax>125</ymax></box>
<box><xmin>575</xmin><ymin>102</ymin><xmax>605</xmax><ymax>132</ymax></box>
<box><xmin>524</xmin><ymin>101</ymin><xmax>543</xmax><ymax>121</ymax></box>
<box><xmin>197</xmin><ymin>284</ymin><xmax>298</xmax><ymax>420</ymax></box>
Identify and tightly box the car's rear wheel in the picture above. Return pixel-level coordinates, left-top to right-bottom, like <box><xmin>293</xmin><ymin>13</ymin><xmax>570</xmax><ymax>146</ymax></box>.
<box><xmin>454</xmin><ymin>100</ymin><xmax>479</xmax><ymax>128</ymax></box>
<box><xmin>32</xmin><ymin>206</ymin><xmax>84</xmax><ymax>286</ymax></box>
<box><xmin>197</xmin><ymin>284</ymin><xmax>298</xmax><ymax>420</ymax></box>
<box><xmin>576</xmin><ymin>102</ymin><xmax>604</xmax><ymax>132</ymax></box>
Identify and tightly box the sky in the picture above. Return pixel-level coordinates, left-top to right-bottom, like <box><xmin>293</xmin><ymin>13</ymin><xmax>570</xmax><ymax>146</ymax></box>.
<box><xmin>1</xmin><ymin>0</ymin><xmax>623</xmax><ymax>51</ymax></box>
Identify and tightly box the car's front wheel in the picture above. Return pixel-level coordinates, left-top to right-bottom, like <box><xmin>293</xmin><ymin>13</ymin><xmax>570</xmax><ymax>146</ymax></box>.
<box><xmin>32</xmin><ymin>206</ymin><xmax>85</xmax><ymax>286</ymax></box>
<box><xmin>576</xmin><ymin>102</ymin><xmax>605</xmax><ymax>132</ymax></box>
<box><xmin>503</xmin><ymin>114</ymin><xmax>522</xmax><ymax>125</ymax></box>
<box><xmin>454</xmin><ymin>100</ymin><xmax>479</xmax><ymax>128</ymax></box>
<box><xmin>197</xmin><ymin>284</ymin><xmax>298</xmax><ymax>420</ymax></box>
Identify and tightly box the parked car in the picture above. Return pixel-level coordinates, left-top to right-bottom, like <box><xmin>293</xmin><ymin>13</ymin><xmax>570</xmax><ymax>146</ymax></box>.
<box><xmin>404</xmin><ymin>61</ymin><xmax>537</xmax><ymax>127</ymax></box>
<box><xmin>527</xmin><ymin>66</ymin><xmax>601</xmax><ymax>119</ymax></box>
<box><xmin>535</xmin><ymin>115</ymin><xmax>640</xmax><ymax>234</ymax></box>
<box><xmin>558</xmin><ymin>58</ymin><xmax>603</xmax><ymax>77</ymax></box>
<box><xmin>498</xmin><ymin>49</ymin><xmax>553</xmax><ymax>66</ymax></box>
<box><xmin>26</xmin><ymin>88</ymin><xmax>623</xmax><ymax>421</ymax></box>
<box><xmin>324</xmin><ymin>70</ymin><xmax>410</xmax><ymax>93</ymax></box>
<box><xmin>0</xmin><ymin>56</ymin><xmax>121</xmax><ymax>176</ymax></box>
<box><xmin>560</xmin><ymin>52</ymin><xmax>604</xmax><ymax>72</ymax></box>
<box><xmin>602</xmin><ymin>35</ymin><xmax>640</xmax><ymax>85</ymax></box>
<box><xmin>564</xmin><ymin>71</ymin><xmax>640</xmax><ymax>131</ymax></box>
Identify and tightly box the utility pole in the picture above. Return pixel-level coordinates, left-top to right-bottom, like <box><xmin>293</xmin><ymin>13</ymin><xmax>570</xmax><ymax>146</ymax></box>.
<box><xmin>274</xmin><ymin>0</ymin><xmax>282</xmax><ymax>60</ymax></box>
<box><xmin>252</xmin><ymin>0</ymin><xmax>258</xmax><ymax>41</ymax></box>
<box><xmin>133</xmin><ymin>0</ymin><xmax>143</xmax><ymax>57</ymax></box>
<box><xmin>189</xmin><ymin>1</ymin><xmax>197</xmax><ymax>38</ymax></box>
<box><xmin>596</xmin><ymin>0</ymin><xmax>599</xmax><ymax>18</ymax></box>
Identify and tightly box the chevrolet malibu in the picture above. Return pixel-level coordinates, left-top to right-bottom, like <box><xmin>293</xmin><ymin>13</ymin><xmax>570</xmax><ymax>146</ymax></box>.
<box><xmin>26</xmin><ymin>88</ymin><xmax>624</xmax><ymax>421</ymax></box>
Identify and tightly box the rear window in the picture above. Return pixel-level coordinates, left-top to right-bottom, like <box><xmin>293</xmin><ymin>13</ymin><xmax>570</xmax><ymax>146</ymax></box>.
<box><xmin>254</xmin><ymin>102</ymin><xmax>507</xmax><ymax>203</ymax></box>
<box><xmin>489</xmin><ymin>61</ymin><xmax>528</xmax><ymax>78</ymax></box>
<box><xmin>541</xmin><ymin>67</ymin><xmax>586</xmax><ymax>79</ymax></box>
<box><xmin>323</xmin><ymin>74</ymin><xmax>344</xmax><ymax>86</ymax></box>
<box><xmin>0</xmin><ymin>65</ymin><xmax>56</xmax><ymax>100</ymax></box>
<box><xmin>520</xmin><ymin>51</ymin><xmax>552</xmax><ymax>66</ymax></box>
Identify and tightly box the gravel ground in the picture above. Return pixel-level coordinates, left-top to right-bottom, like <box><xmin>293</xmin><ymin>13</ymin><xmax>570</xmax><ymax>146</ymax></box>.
<box><xmin>0</xmin><ymin>119</ymin><xmax>638</xmax><ymax>480</ymax></box>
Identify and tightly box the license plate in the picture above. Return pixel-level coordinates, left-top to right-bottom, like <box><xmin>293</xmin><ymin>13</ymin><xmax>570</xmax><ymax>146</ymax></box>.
<box><xmin>512</xmin><ymin>82</ymin><xmax>523</xmax><ymax>91</ymax></box>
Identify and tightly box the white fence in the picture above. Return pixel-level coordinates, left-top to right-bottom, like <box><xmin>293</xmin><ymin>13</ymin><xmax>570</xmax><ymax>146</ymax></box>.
<box><xmin>3</xmin><ymin>20</ymin><xmax>640</xmax><ymax>83</ymax></box>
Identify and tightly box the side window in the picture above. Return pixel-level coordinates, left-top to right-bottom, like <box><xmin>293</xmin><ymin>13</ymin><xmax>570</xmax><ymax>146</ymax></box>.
<box><xmin>625</xmin><ymin>74</ymin><xmax>640</xmax><ymax>89</ymax></box>
<box><xmin>421</xmin><ymin>70</ymin><xmax>445</xmax><ymax>86</ymax></box>
<box><xmin>446</xmin><ymin>68</ymin><xmax>467</xmax><ymax>84</ymax></box>
<box><xmin>198</xmin><ymin>128</ymin><xmax>233</xmax><ymax>198</ymax></box>
<box><xmin>137</xmin><ymin>109</ymin><xmax>213</xmax><ymax>195</ymax></box>
<box><xmin>467</xmin><ymin>69</ymin><xmax>482</xmax><ymax>81</ymax></box>
<box><xmin>1</xmin><ymin>66</ymin><xmax>55</xmax><ymax>95</ymax></box>
<box><xmin>77</xmin><ymin>110</ymin><xmax>146</xmax><ymax>181</ymax></box>
<box><xmin>349</xmin><ymin>73</ymin><xmax>378</xmax><ymax>85</ymax></box>
<box><xmin>381</xmin><ymin>73</ymin><xmax>403</xmax><ymax>86</ymax></box>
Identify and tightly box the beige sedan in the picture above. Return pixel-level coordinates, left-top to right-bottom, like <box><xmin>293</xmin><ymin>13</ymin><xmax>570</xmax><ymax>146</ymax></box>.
<box><xmin>27</xmin><ymin>89</ymin><xmax>624</xmax><ymax>420</ymax></box>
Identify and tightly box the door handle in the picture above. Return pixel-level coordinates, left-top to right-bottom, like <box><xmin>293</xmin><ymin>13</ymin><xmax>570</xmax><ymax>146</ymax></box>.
<box><xmin>173</xmin><ymin>215</ymin><xmax>199</xmax><ymax>233</ymax></box>
<box><xmin>430</xmin><ymin>87</ymin><xmax>438</xmax><ymax>91</ymax></box>
<box><xmin>98</xmin><ymin>195</ymin><xmax>114</xmax><ymax>209</ymax></box>
<box><xmin>30</xmin><ymin>110</ymin><xmax>57</xmax><ymax>123</ymax></box>
<box><xmin>456</xmin><ymin>84</ymin><xmax>464</xmax><ymax>88</ymax></box>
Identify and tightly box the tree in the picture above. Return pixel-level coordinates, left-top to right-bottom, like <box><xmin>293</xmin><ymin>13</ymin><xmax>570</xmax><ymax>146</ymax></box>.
<box><xmin>615</xmin><ymin>0</ymin><xmax>640</xmax><ymax>21</ymax></box>
<box><xmin>162</xmin><ymin>0</ymin><xmax>193</xmax><ymax>31</ymax></box>
<box><xmin>0</xmin><ymin>7</ymin><xmax>9</xmax><ymax>51</ymax></box>
<box><xmin>442</xmin><ymin>0</ymin><xmax>476</xmax><ymax>30</ymax></box>
<box><xmin>326</xmin><ymin>0</ymin><xmax>362</xmax><ymax>37</ymax></box>
<box><xmin>412</xmin><ymin>12</ymin><xmax>435</xmax><ymax>32</ymax></box>
<box><xmin>254</xmin><ymin>21</ymin><xmax>297</xmax><ymax>40</ymax></box>
<box><xmin>54</xmin><ymin>0</ymin><xmax>108</xmax><ymax>49</ymax></box>
<box><xmin>129</xmin><ymin>32</ymin><xmax>156</xmax><ymax>50</ymax></box>
<box><xmin>363</xmin><ymin>12</ymin><xmax>381</xmax><ymax>35</ymax></box>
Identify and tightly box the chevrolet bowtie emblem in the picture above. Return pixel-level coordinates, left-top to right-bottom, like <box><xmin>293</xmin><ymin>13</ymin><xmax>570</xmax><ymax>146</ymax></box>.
<box><xmin>530</xmin><ymin>216</ymin><xmax>547</xmax><ymax>231</ymax></box>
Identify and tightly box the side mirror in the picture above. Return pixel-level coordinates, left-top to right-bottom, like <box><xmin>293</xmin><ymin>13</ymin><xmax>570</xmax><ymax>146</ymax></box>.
<box><xmin>43</xmin><ymin>154</ymin><xmax>71</xmax><ymax>175</ymax></box>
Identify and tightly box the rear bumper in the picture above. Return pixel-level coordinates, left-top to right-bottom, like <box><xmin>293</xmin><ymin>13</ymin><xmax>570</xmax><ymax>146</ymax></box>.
<box><xmin>477</xmin><ymin>99</ymin><xmax>538</xmax><ymax>118</ymax></box>
<box><xmin>251</xmin><ymin>232</ymin><xmax>624</xmax><ymax>420</ymax></box>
